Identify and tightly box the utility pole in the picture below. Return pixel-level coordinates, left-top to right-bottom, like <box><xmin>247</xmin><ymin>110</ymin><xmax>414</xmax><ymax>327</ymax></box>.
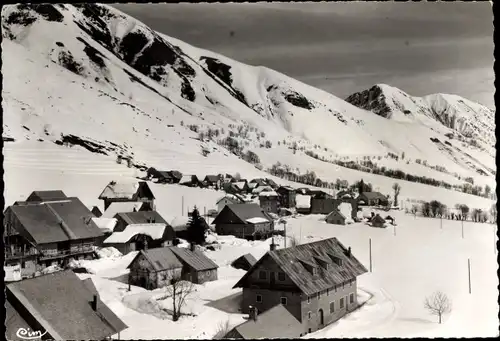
<box><xmin>182</xmin><ymin>196</ymin><xmax>184</xmax><ymax>216</ymax></box>
<box><xmin>461</xmin><ymin>219</ymin><xmax>464</xmax><ymax>239</ymax></box>
<box><xmin>283</xmin><ymin>221</ymin><xmax>287</xmax><ymax>248</ymax></box>
<box><xmin>369</xmin><ymin>238</ymin><xmax>372</xmax><ymax>273</ymax></box>
<box><xmin>468</xmin><ymin>258</ymin><xmax>471</xmax><ymax>294</ymax></box>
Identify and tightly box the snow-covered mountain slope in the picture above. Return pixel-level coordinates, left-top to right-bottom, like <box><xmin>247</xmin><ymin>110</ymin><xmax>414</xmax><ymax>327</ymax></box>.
<box><xmin>345</xmin><ymin>84</ymin><xmax>495</xmax><ymax>151</ymax></box>
<box><xmin>1</xmin><ymin>4</ymin><xmax>496</xmax><ymax>196</ymax></box>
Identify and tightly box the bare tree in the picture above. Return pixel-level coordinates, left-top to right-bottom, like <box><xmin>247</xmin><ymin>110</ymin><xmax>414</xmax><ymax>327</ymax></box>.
<box><xmin>392</xmin><ymin>183</ymin><xmax>401</xmax><ymax>206</ymax></box>
<box><xmin>165</xmin><ymin>275</ymin><xmax>195</xmax><ymax>322</ymax></box>
<box><xmin>424</xmin><ymin>291</ymin><xmax>452</xmax><ymax>324</ymax></box>
<box><xmin>213</xmin><ymin>319</ymin><xmax>232</xmax><ymax>339</ymax></box>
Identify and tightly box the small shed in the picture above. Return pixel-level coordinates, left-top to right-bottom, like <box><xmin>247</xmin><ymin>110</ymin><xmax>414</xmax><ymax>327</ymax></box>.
<box><xmin>170</xmin><ymin>246</ymin><xmax>219</xmax><ymax>284</ymax></box>
<box><xmin>231</xmin><ymin>253</ymin><xmax>257</xmax><ymax>271</ymax></box>
<box><xmin>127</xmin><ymin>247</ymin><xmax>184</xmax><ymax>290</ymax></box>
<box><xmin>325</xmin><ymin>210</ymin><xmax>346</xmax><ymax>225</ymax></box>
<box><xmin>371</xmin><ymin>214</ymin><xmax>387</xmax><ymax>228</ymax></box>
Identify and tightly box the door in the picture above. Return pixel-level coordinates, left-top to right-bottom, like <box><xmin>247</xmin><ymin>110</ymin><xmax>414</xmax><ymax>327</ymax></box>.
<box><xmin>318</xmin><ymin>309</ymin><xmax>324</xmax><ymax>326</ymax></box>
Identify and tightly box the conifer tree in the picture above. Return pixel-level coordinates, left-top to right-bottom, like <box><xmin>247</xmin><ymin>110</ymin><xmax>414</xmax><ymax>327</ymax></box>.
<box><xmin>187</xmin><ymin>206</ymin><xmax>207</xmax><ymax>245</ymax></box>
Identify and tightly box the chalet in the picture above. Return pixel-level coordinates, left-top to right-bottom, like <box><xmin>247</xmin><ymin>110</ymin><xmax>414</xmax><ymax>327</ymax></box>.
<box><xmin>170</xmin><ymin>245</ymin><xmax>219</xmax><ymax>284</ymax></box>
<box><xmin>233</xmin><ymin>181</ymin><xmax>250</xmax><ymax>193</ymax></box>
<box><xmin>371</xmin><ymin>214</ymin><xmax>387</xmax><ymax>228</ymax></box>
<box><xmin>233</xmin><ymin>237</ymin><xmax>368</xmax><ymax>335</ymax></box>
<box><xmin>102</xmin><ymin>223</ymin><xmax>175</xmax><ymax>254</ymax></box>
<box><xmin>296</xmin><ymin>194</ymin><xmax>312</xmax><ymax>214</ymax></box>
<box><xmin>204</xmin><ymin>175</ymin><xmax>221</xmax><ymax>188</ymax></box>
<box><xmin>250</xmin><ymin>178</ymin><xmax>268</xmax><ymax>187</ymax></box>
<box><xmin>212</xmin><ymin>203</ymin><xmax>274</xmax><ymax>240</ymax></box>
<box><xmin>5</xmin><ymin>270</ymin><xmax>127</xmax><ymax>340</ymax></box>
<box><xmin>128</xmin><ymin>245</ymin><xmax>218</xmax><ymax>289</ymax></box>
<box><xmin>4</xmin><ymin>198</ymin><xmax>104</xmax><ymax>278</ymax></box>
<box><xmin>276</xmin><ymin>186</ymin><xmax>296</xmax><ymax>209</ymax></box>
<box><xmin>113</xmin><ymin>210</ymin><xmax>168</xmax><ymax>232</ymax></box>
<box><xmin>216</xmin><ymin>194</ymin><xmax>244</xmax><ymax>212</ymax></box>
<box><xmin>91</xmin><ymin>206</ymin><xmax>103</xmax><ymax>217</ymax></box>
<box><xmin>25</xmin><ymin>190</ymin><xmax>68</xmax><ymax>202</ymax></box>
<box><xmin>179</xmin><ymin>175</ymin><xmax>201</xmax><ymax>187</ymax></box>
<box><xmin>259</xmin><ymin>191</ymin><xmax>280</xmax><ymax>214</ymax></box>
<box><xmin>356</xmin><ymin>192</ymin><xmax>389</xmax><ymax>207</ymax></box>
<box><xmin>99</xmin><ymin>181</ymin><xmax>155</xmax><ymax>211</ymax></box>
<box><xmin>231</xmin><ymin>253</ymin><xmax>258</xmax><ymax>271</ymax></box>
<box><xmin>325</xmin><ymin>210</ymin><xmax>346</xmax><ymax>225</ymax></box>
<box><xmin>101</xmin><ymin>201</ymin><xmax>152</xmax><ymax>218</ymax></box>
<box><xmin>224</xmin><ymin>304</ymin><xmax>303</xmax><ymax>339</ymax></box>
<box><xmin>127</xmin><ymin>247</ymin><xmax>184</xmax><ymax>290</ymax></box>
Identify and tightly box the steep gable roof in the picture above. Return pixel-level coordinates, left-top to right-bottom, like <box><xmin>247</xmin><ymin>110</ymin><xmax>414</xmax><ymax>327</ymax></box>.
<box><xmin>6</xmin><ymin>198</ymin><xmax>103</xmax><ymax>244</ymax></box>
<box><xmin>212</xmin><ymin>203</ymin><xmax>270</xmax><ymax>225</ymax></box>
<box><xmin>358</xmin><ymin>191</ymin><xmax>386</xmax><ymax>200</ymax></box>
<box><xmin>326</xmin><ymin>210</ymin><xmax>346</xmax><ymax>220</ymax></box>
<box><xmin>170</xmin><ymin>247</ymin><xmax>218</xmax><ymax>271</ymax></box>
<box><xmin>103</xmin><ymin>223</ymin><xmax>171</xmax><ymax>244</ymax></box>
<box><xmin>216</xmin><ymin>194</ymin><xmax>242</xmax><ymax>205</ymax></box>
<box><xmin>128</xmin><ymin>247</ymin><xmax>183</xmax><ymax>272</ymax></box>
<box><xmin>6</xmin><ymin>270</ymin><xmax>127</xmax><ymax>340</ymax></box>
<box><xmin>98</xmin><ymin>181</ymin><xmax>154</xmax><ymax>200</ymax></box>
<box><xmin>233</xmin><ymin>238</ymin><xmax>367</xmax><ymax>296</ymax></box>
<box><xmin>26</xmin><ymin>190</ymin><xmax>68</xmax><ymax>202</ymax></box>
<box><xmin>228</xmin><ymin>304</ymin><xmax>302</xmax><ymax>339</ymax></box>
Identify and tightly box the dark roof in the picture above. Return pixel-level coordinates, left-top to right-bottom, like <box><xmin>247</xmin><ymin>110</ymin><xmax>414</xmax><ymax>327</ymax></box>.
<box><xmin>372</xmin><ymin>214</ymin><xmax>386</xmax><ymax>223</ymax></box>
<box><xmin>326</xmin><ymin>210</ymin><xmax>346</xmax><ymax>220</ymax></box>
<box><xmin>6</xmin><ymin>198</ymin><xmax>103</xmax><ymax>244</ymax></box>
<box><xmin>128</xmin><ymin>247</ymin><xmax>183</xmax><ymax>271</ymax></box>
<box><xmin>212</xmin><ymin>203</ymin><xmax>271</xmax><ymax>225</ymax></box>
<box><xmin>204</xmin><ymin>175</ymin><xmax>220</xmax><ymax>182</ymax></box>
<box><xmin>277</xmin><ymin>186</ymin><xmax>295</xmax><ymax>193</ymax></box>
<box><xmin>358</xmin><ymin>192</ymin><xmax>386</xmax><ymax>200</ymax></box>
<box><xmin>228</xmin><ymin>305</ymin><xmax>302</xmax><ymax>339</ymax></box>
<box><xmin>26</xmin><ymin>190</ymin><xmax>68</xmax><ymax>202</ymax></box>
<box><xmin>231</xmin><ymin>253</ymin><xmax>257</xmax><ymax>268</ymax></box>
<box><xmin>114</xmin><ymin>211</ymin><xmax>167</xmax><ymax>225</ymax></box>
<box><xmin>91</xmin><ymin>206</ymin><xmax>103</xmax><ymax>217</ymax></box>
<box><xmin>6</xmin><ymin>270</ymin><xmax>127</xmax><ymax>340</ymax></box>
<box><xmin>234</xmin><ymin>237</ymin><xmax>367</xmax><ymax>296</ymax></box>
<box><xmin>170</xmin><ymin>247</ymin><xmax>218</xmax><ymax>271</ymax></box>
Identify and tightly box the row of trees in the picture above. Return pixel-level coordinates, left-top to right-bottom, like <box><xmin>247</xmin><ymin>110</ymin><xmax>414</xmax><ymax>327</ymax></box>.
<box><xmin>414</xmin><ymin>200</ymin><xmax>493</xmax><ymax>223</ymax></box>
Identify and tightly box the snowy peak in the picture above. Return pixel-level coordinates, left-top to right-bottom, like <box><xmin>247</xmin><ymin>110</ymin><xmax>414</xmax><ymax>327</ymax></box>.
<box><xmin>345</xmin><ymin>84</ymin><xmax>495</xmax><ymax>148</ymax></box>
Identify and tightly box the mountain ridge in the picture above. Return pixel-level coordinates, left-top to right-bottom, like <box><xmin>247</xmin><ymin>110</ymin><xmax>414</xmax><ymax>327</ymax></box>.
<box><xmin>2</xmin><ymin>3</ymin><xmax>495</xmax><ymax>199</ymax></box>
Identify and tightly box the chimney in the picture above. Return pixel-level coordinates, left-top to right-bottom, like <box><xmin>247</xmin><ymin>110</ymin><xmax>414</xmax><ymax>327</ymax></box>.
<box><xmin>190</xmin><ymin>242</ymin><xmax>196</xmax><ymax>251</ymax></box>
<box><xmin>92</xmin><ymin>295</ymin><xmax>99</xmax><ymax>311</ymax></box>
<box><xmin>249</xmin><ymin>306</ymin><xmax>258</xmax><ymax>321</ymax></box>
<box><xmin>347</xmin><ymin>247</ymin><xmax>351</xmax><ymax>258</ymax></box>
<box><xmin>270</xmin><ymin>238</ymin><xmax>277</xmax><ymax>251</ymax></box>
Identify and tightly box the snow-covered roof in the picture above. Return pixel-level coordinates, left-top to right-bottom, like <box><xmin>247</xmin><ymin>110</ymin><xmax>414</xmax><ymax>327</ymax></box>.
<box><xmin>103</xmin><ymin>223</ymin><xmax>167</xmax><ymax>244</ymax></box>
<box><xmin>246</xmin><ymin>217</ymin><xmax>270</xmax><ymax>224</ymax></box>
<box><xmin>180</xmin><ymin>175</ymin><xmax>193</xmax><ymax>183</ymax></box>
<box><xmin>163</xmin><ymin>215</ymin><xmax>190</xmax><ymax>229</ymax></box>
<box><xmin>252</xmin><ymin>186</ymin><xmax>273</xmax><ymax>194</ymax></box>
<box><xmin>216</xmin><ymin>194</ymin><xmax>241</xmax><ymax>205</ymax></box>
<box><xmin>5</xmin><ymin>264</ymin><xmax>21</xmax><ymax>282</ymax></box>
<box><xmin>101</xmin><ymin>201</ymin><xmax>146</xmax><ymax>218</ymax></box>
<box><xmin>91</xmin><ymin>217</ymin><xmax>117</xmax><ymax>233</ymax></box>
<box><xmin>259</xmin><ymin>191</ymin><xmax>278</xmax><ymax>197</ymax></box>
<box><xmin>296</xmin><ymin>194</ymin><xmax>311</xmax><ymax>208</ymax></box>
<box><xmin>99</xmin><ymin>181</ymin><xmax>140</xmax><ymax>199</ymax></box>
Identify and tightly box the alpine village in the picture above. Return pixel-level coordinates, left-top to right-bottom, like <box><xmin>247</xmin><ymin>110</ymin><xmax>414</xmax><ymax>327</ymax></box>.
<box><xmin>5</xmin><ymin>170</ymin><xmax>436</xmax><ymax>339</ymax></box>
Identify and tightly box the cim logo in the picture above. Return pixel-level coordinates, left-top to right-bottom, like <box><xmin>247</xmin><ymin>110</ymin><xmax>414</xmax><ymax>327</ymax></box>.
<box><xmin>16</xmin><ymin>328</ymin><xmax>47</xmax><ymax>340</ymax></box>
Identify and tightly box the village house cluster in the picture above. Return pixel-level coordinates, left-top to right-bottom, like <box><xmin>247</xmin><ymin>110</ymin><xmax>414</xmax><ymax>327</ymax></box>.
<box><xmin>4</xmin><ymin>175</ymin><xmax>383</xmax><ymax>339</ymax></box>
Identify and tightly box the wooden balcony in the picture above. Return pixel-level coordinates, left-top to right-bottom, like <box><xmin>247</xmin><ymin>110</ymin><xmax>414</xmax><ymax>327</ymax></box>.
<box><xmin>5</xmin><ymin>248</ymin><xmax>38</xmax><ymax>260</ymax></box>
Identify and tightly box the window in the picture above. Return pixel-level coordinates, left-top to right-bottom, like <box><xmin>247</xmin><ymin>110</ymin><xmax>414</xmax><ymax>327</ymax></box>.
<box><xmin>308</xmin><ymin>328</ymin><xmax>312</xmax><ymax>333</ymax></box>
<box><xmin>278</xmin><ymin>272</ymin><xmax>286</xmax><ymax>281</ymax></box>
<box><xmin>259</xmin><ymin>270</ymin><xmax>267</xmax><ymax>280</ymax></box>
<box><xmin>256</xmin><ymin>294</ymin><xmax>262</xmax><ymax>303</ymax></box>
<box><xmin>280</xmin><ymin>297</ymin><xmax>287</xmax><ymax>305</ymax></box>
<box><xmin>312</xmin><ymin>267</ymin><xmax>317</xmax><ymax>275</ymax></box>
<box><xmin>350</xmin><ymin>293</ymin><xmax>354</xmax><ymax>304</ymax></box>
<box><xmin>308</xmin><ymin>311</ymin><xmax>312</xmax><ymax>320</ymax></box>
<box><xmin>329</xmin><ymin>302</ymin><xmax>335</xmax><ymax>313</ymax></box>
<box><xmin>327</xmin><ymin>288</ymin><xmax>330</xmax><ymax>296</ymax></box>
<box><xmin>307</xmin><ymin>296</ymin><xmax>311</xmax><ymax>304</ymax></box>
<box><xmin>318</xmin><ymin>291</ymin><xmax>321</xmax><ymax>299</ymax></box>
<box><xmin>340</xmin><ymin>297</ymin><xmax>345</xmax><ymax>309</ymax></box>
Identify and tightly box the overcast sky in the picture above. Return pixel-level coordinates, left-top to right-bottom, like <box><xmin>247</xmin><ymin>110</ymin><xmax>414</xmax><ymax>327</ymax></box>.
<box><xmin>115</xmin><ymin>2</ymin><xmax>494</xmax><ymax>108</ymax></box>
